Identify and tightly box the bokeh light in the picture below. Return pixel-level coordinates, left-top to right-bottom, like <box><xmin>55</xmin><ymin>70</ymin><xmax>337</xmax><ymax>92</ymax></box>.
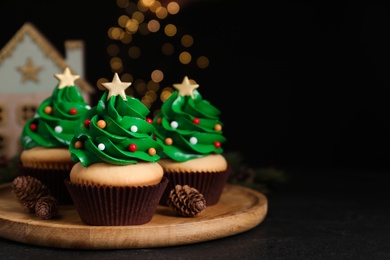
<box><xmin>105</xmin><ymin>0</ymin><xmax>210</xmax><ymax>112</ymax></box>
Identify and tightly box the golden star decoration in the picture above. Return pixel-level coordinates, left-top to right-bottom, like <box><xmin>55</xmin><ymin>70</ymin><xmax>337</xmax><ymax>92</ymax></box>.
<box><xmin>102</xmin><ymin>73</ymin><xmax>131</xmax><ymax>101</ymax></box>
<box><xmin>17</xmin><ymin>58</ymin><xmax>42</xmax><ymax>82</ymax></box>
<box><xmin>173</xmin><ymin>76</ymin><xmax>199</xmax><ymax>99</ymax></box>
<box><xmin>54</xmin><ymin>67</ymin><xmax>80</xmax><ymax>89</ymax></box>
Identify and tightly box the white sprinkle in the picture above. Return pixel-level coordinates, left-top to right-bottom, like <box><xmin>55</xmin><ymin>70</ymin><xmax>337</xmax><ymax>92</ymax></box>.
<box><xmin>54</xmin><ymin>126</ymin><xmax>62</xmax><ymax>133</ymax></box>
<box><xmin>170</xmin><ymin>121</ymin><xmax>178</xmax><ymax>129</ymax></box>
<box><xmin>98</xmin><ymin>143</ymin><xmax>105</xmax><ymax>150</ymax></box>
<box><xmin>189</xmin><ymin>137</ymin><xmax>197</xmax><ymax>144</ymax></box>
<box><xmin>130</xmin><ymin>125</ymin><xmax>138</xmax><ymax>132</ymax></box>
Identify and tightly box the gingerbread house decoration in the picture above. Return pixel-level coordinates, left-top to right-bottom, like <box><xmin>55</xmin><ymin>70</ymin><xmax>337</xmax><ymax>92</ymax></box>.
<box><xmin>0</xmin><ymin>22</ymin><xmax>95</xmax><ymax>163</ymax></box>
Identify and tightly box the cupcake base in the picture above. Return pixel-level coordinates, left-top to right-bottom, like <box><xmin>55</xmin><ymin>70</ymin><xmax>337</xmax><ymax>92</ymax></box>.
<box><xmin>19</xmin><ymin>165</ymin><xmax>73</xmax><ymax>205</ymax></box>
<box><xmin>159</xmin><ymin>166</ymin><xmax>231</xmax><ymax>206</ymax></box>
<box><xmin>64</xmin><ymin>177</ymin><xmax>169</xmax><ymax>226</ymax></box>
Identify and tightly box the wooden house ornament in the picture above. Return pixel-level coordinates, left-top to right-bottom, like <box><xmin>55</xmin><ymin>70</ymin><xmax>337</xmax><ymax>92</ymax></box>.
<box><xmin>0</xmin><ymin>22</ymin><xmax>95</xmax><ymax>163</ymax></box>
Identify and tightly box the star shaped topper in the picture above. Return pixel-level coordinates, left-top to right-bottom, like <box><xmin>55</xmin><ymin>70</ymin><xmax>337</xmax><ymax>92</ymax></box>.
<box><xmin>173</xmin><ymin>76</ymin><xmax>199</xmax><ymax>99</ymax></box>
<box><xmin>101</xmin><ymin>73</ymin><xmax>131</xmax><ymax>101</ymax></box>
<box><xmin>54</xmin><ymin>67</ymin><xmax>80</xmax><ymax>89</ymax></box>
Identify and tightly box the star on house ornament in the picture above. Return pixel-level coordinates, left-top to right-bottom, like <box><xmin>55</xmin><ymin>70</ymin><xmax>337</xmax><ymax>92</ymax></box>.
<box><xmin>54</xmin><ymin>67</ymin><xmax>80</xmax><ymax>89</ymax></box>
<box><xmin>173</xmin><ymin>76</ymin><xmax>199</xmax><ymax>99</ymax></box>
<box><xmin>17</xmin><ymin>58</ymin><xmax>42</xmax><ymax>82</ymax></box>
<box><xmin>102</xmin><ymin>73</ymin><xmax>131</xmax><ymax>101</ymax></box>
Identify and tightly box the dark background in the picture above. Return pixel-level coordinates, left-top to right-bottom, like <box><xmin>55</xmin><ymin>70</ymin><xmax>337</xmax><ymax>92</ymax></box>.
<box><xmin>1</xmin><ymin>0</ymin><xmax>390</xmax><ymax>171</ymax></box>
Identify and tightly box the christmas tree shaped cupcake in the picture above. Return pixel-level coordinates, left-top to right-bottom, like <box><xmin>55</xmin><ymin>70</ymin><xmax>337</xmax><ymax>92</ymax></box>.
<box><xmin>19</xmin><ymin>67</ymin><xmax>91</xmax><ymax>204</ymax></box>
<box><xmin>152</xmin><ymin>76</ymin><xmax>230</xmax><ymax>206</ymax></box>
<box><xmin>65</xmin><ymin>73</ymin><xmax>168</xmax><ymax>226</ymax></box>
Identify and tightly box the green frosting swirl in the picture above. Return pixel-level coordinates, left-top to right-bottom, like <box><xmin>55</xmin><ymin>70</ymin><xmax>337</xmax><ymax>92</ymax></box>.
<box><xmin>152</xmin><ymin>89</ymin><xmax>226</xmax><ymax>162</ymax></box>
<box><xmin>69</xmin><ymin>91</ymin><xmax>163</xmax><ymax>166</ymax></box>
<box><xmin>21</xmin><ymin>85</ymin><xmax>91</xmax><ymax>149</ymax></box>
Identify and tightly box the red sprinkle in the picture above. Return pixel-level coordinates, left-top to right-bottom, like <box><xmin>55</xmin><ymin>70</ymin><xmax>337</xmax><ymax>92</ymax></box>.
<box><xmin>69</xmin><ymin>108</ymin><xmax>77</xmax><ymax>115</ymax></box>
<box><xmin>193</xmin><ymin>118</ymin><xmax>200</xmax><ymax>124</ymax></box>
<box><xmin>128</xmin><ymin>143</ymin><xmax>137</xmax><ymax>152</ymax></box>
<box><xmin>214</xmin><ymin>141</ymin><xmax>221</xmax><ymax>149</ymax></box>
<box><xmin>29</xmin><ymin>123</ymin><xmax>37</xmax><ymax>131</ymax></box>
<box><xmin>146</xmin><ymin>118</ymin><xmax>152</xmax><ymax>124</ymax></box>
<box><xmin>84</xmin><ymin>119</ymin><xmax>91</xmax><ymax>127</ymax></box>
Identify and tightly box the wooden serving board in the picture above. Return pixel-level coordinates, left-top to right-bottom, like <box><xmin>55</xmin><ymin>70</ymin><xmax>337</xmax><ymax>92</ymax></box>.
<box><xmin>0</xmin><ymin>183</ymin><xmax>267</xmax><ymax>250</ymax></box>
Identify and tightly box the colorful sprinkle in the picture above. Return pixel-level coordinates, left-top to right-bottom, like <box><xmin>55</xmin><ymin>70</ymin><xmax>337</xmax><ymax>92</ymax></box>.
<box><xmin>214</xmin><ymin>124</ymin><xmax>222</xmax><ymax>132</ymax></box>
<box><xmin>189</xmin><ymin>137</ymin><xmax>197</xmax><ymax>144</ymax></box>
<box><xmin>97</xmin><ymin>120</ymin><xmax>106</xmax><ymax>129</ymax></box>
<box><xmin>214</xmin><ymin>141</ymin><xmax>221</xmax><ymax>149</ymax></box>
<box><xmin>130</xmin><ymin>125</ymin><xmax>138</xmax><ymax>132</ymax></box>
<box><xmin>157</xmin><ymin>117</ymin><xmax>162</xmax><ymax>124</ymax></box>
<box><xmin>128</xmin><ymin>143</ymin><xmax>137</xmax><ymax>152</ymax></box>
<box><xmin>148</xmin><ymin>148</ymin><xmax>156</xmax><ymax>156</ymax></box>
<box><xmin>164</xmin><ymin>137</ymin><xmax>173</xmax><ymax>145</ymax></box>
<box><xmin>54</xmin><ymin>126</ymin><xmax>62</xmax><ymax>133</ymax></box>
<box><xmin>84</xmin><ymin>119</ymin><xmax>91</xmax><ymax>128</ymax></box>
<box><xmin>69</xmin><ymin>108</ymin><xmax>77</xmax><ymax>115</ymax></box>
<box><xmin>193</xmin><ymin>118</ymin><xmax>200</xmax><ymax>124</ymax></box>
<box><xmin>44</xmin><ymin>106</ymin><xmax>52</xmax><ymax>114</ymax></box>
<box><xmin>146</xmin><ymin>118</ymin><xmax>152</xmax><ymax>123</ymax></box>
<box><xmin>170</xmin><ymin>121</ymin><xmax>178</xmax><ymax>129</ymax></box>
<box><xmin>98</xmin><ymin>143</ymin><xmax>105</xmax><ymax>150</ymax></box>
<box><xmin>75</xmin><ymin>141</ymin><xmax>83</xmax><ymax>149</ymax></box>
<box><xmin>29</xmin><ymin>123</ymin><xmax>37</xmax><ymax>131</ymax></box>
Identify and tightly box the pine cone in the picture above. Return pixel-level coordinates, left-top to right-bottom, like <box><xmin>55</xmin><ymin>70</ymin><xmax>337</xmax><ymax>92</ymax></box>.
<box><xmin>12</xmin><ymin>176</ymin><xmax>51</xmax><ymax>212</ymax></box>
<box><xmin>167</xmin><ymin>184</ymin><xmax>206</xmax><ymax>217</ymax></box>
<box><xmin>35</xmin><ymin>195</ymin><xmax>58</xmax><ymax>220</ymax></box>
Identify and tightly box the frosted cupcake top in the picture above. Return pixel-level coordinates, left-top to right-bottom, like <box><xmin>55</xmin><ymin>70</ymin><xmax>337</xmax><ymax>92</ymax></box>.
<box><xmin>21</xmin><ymin>68</ymin><xmax>91</xmax><ymax>150</ymax></box>
<box><xmin>152</xmin><ymin>76</ymin><xmax>226</xmax><ymax>162</ymax></box>
<box><xmin>69</xmin><ymin>73</ymin><xmax>163</xmax><ymax>166</ymax></box>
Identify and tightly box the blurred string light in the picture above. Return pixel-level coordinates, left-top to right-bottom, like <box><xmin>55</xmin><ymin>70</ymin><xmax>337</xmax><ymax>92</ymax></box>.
<box><xmin>100</xmin><ymin>0</ymin><xmax>209</xmax><ymax>115</ymax></box>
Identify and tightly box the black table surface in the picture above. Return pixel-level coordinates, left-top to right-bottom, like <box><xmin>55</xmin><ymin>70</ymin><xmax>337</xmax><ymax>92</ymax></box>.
<box><xmin>1</xmin><ymin>168</ymin><xmax>389</xmax><ymax>260</ymax></box>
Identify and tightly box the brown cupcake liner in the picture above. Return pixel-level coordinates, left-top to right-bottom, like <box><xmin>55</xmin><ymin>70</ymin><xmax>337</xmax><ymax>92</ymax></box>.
<box><xmin>159</xmin><ymin>165</ymin><xmax>231</xmax><ymax>206</ymax></box>
<box><xmin>19</xmin><ymin>165</ymin><xmax>73</xmax><ymax>205</ymax></box>
<box><xmin>64</xmin><ymin>177</ymin><xmax>169</xmax><ymax>226</ymax></box>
